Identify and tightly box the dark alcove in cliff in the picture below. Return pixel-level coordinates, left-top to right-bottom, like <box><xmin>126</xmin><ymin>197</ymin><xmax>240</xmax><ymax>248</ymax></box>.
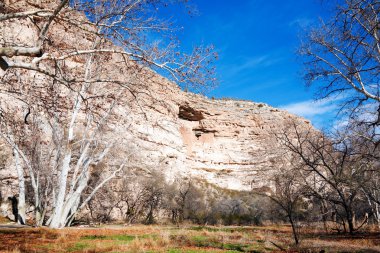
<box><xmin>178</xmin><ymin>105</ymin><xmax>204</xmax><ymax>121</ymax></box>
<box><xmin>192</xmin><ymin>127</ymin><xmax>217</xmax><ymax>139</ymax></box>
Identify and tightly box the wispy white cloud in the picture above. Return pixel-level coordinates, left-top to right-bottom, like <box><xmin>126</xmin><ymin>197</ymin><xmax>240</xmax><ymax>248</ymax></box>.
<box><xmin>280</xmin><ymin>96</ymin><xmax>346</xmax><ymax>129</ymax></box>
<box><xmin>278</xmin><ymin>93</ymin><xmax>380</xmax><ymax>130</ymax></box>
<box><xmin>332</xmin><ymin>102</ymin><xmax>380</xmax><ymax>130</ymax></box>
<box><xmin>281</xmin><ymin>99</ymin><xmax>337</xmax><ymax>118</ymax></box>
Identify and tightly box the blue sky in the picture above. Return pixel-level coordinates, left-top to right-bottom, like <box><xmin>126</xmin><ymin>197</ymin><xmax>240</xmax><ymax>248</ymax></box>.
<box><xmin>166</xmin><ymin>0</ymin><xmax>340</xmax><ymax>129</ymax></box>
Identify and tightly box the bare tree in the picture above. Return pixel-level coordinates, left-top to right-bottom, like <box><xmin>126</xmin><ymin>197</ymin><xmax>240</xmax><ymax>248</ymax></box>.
<box><xmin>256</xmin><ymin>164</ymin><xmax>306</xmax><ymax>245</ymax></box>
<box><xmin>0</xmin><ymin>0</ymin><xmax>217</xmax><ymax>228</ymax></box>
<box><xmin>300</xmin><ymin>0</ymin><xmax>380</xmax><ymax>232</ymax></box>
<box><xmin>120</xmin><ymin>172</ymin><xmax>164</xmax><ymax>224</ymax></box>
<box><xmin>345</xmin><ymin>124</ymin><xmax>380</xmax><ymax>227</ymax></box>
<box><xmin>301</xmin><ymin>0</ymin><xmax>380</xmax><ymax>126</ymax></box>
<box><xmin>277</xmin><ymin>120</ymin><xmax>373</xmax><ymax>234</ymax></box>
<box><xmin>163</xmin><ymin>177</ymin><xmax>195</xmax><ymax>224</ymax></box>
<box><xmin>0</xmin><ymin>79</ymin><xmax>130</xmax><ymax>228</ymax></box>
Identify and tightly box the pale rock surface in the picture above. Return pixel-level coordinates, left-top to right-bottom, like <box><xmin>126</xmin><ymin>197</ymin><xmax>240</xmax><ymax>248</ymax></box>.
<box><xmin>120</xmin><ymin>81</ymin><xmax>310</xmax><ymax>191</ymax></box>
<box><xmin>0</xmin><ymin>1</ymin><xmax>312</xmax><ymax>203</ymax></box>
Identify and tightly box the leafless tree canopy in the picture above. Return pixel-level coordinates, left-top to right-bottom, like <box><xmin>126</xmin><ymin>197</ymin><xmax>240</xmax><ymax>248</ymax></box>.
<box><xmin>274</xmin><ymin>119</ymin><xmax>379</xmax><ymax>235</ymax></box>
<box><xmin>301</xmin><ymin>0</ymin><xmax>380</xmax><ymax>123</ymax></box>
<box><xmin>1</xmin><ymin>0</ymin><xmax>217</xmax><ymax>92</ymax></box>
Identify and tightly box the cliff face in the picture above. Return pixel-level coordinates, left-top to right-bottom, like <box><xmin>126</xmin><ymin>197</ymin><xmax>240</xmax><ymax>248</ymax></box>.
<box><xmin>0</xmin><ymin>1</ymin><xmax>311</xmax><ymax>198</ymax></box>
<box><xmin>117</xmin><ymin>76</ymin><xmax>310</xmax><ymax>191</ymax></box>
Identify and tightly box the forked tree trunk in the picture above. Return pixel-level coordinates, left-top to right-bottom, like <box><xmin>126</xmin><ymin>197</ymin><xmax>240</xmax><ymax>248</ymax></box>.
<box><xmin>365</xmin><ymin>192</ymin><xmax>380</xmax><ymax>229</ymax></box>
<box><xmin>48</xmin><ymin>37</ymin><xmax>97</xmax><ymax>229</ymax></box>
<box><xmin>48</xmin><ymin>152</ymin><xmax>72</xmax><ymax>228</ymax></box>
<box><xmin>48</xmin><ymin>164</ymin><xmax>88</xmax><ymax>228</ymax></box>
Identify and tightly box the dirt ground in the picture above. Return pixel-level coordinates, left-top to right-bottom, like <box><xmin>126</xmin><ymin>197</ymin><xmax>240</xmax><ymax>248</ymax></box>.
<box><xmin>0</xmin><ymin>222</ymin><xmax>379</xmax><ymax>253</ymax></box>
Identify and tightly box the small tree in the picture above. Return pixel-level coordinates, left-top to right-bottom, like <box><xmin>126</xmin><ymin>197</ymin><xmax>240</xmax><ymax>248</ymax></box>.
<box><xmin>163</xmin><ymin>177</ymin><xmax>197</xmax><ymax>224</ymax></box>
<box><xmin>257</xmin><ymin>167</ymin><xmax>306</xmax><ymax>245</ymax></box>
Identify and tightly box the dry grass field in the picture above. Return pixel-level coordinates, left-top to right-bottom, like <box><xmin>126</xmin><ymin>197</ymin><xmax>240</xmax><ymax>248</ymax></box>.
<box><xmin>0</xmin><ymin>223</ymin><xmax>380</xmax><ymax>253</ymax></box>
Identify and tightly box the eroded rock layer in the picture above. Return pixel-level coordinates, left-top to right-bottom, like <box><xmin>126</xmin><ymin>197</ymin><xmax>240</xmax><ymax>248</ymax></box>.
<box><xmin>120</xmin><ymin>82</ymin><xmax>309</xmax><ymax>191</ymax></box>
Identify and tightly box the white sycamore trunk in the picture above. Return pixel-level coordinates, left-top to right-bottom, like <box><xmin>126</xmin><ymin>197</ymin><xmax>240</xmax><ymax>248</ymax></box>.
<box><xmin>14</xmin><ymin>148</ymin><xmax>26</xmax><ymax>225</ymax></box>
<box><xmin>48</xmin><ymin>40</ymin><xmax>99</xmax><ymax>228</ymax></box>
<box><xmin>48</xmin><ymin>152</ymin><xmax>73</xmax><ymax>228</ymax></box>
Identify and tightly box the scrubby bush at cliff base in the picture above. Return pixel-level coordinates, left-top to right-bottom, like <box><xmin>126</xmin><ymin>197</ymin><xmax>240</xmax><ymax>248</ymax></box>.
<box><xmin>64</xmin><ymin>166</ymin><xmax>380</xmax><ymax>235</ymax></box>
<box><xmin>69</xmin><ymin>171</ymin><xmax>277</xmax><ymax>227</ymax></box>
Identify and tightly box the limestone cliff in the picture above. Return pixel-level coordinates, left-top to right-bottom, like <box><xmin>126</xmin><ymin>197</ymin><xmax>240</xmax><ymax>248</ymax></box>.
<box><xmin>0</xmin><ymin>0</ymin><xmax>311</xmax><ymax>199</ymax></box>
<box><xmin>117</xmin><ymin>78</ymin><xmax>310</xmax><ymax>191</ymax></box>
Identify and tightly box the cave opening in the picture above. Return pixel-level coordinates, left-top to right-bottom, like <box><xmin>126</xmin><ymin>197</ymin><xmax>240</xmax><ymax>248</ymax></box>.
<box><xmin>178</xmin><ymin>105</ymin><xmax>204</xmax><ymax>121</ymax></box>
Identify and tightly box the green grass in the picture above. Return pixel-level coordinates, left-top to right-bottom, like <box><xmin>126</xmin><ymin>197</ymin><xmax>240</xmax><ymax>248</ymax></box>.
<box><xmin>81</xmin><ymin>234</ymin><xmax>135</xmax><ymax>241</ymax></box>
<box><xmin>77</xmin><ymin>234</ymin><xmax>138</xmax><ymax>252</ymax></box>
<box><xmin>108</xmin><ymin>234</ymin><xmax>137</xmax><ymax>241</ymax></box>
<box><xmin>67</xmin><ymin>242</ymin><xmax>90</xmax><ymax>252</ymax></box>
<box><xmin>81</xmin><ymin>233</ymin><xmax>155</xmax><ymax>241</ymax></box>
<box><xmin>223</xmin><ymin>243</ymin><xmax>247</xmax><ymax>251</ymax></box>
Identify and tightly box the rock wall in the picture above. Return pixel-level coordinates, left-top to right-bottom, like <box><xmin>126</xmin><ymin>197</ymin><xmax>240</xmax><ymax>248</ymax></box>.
<box><xmin>119</xmin><ymin>79</ymin><xmax>310</xmax><ymax>191</ymax></box>
<box><xmin>0</xmin><ymin>0</ymin><xmax>312</xmax><ymax>206</ymax></box>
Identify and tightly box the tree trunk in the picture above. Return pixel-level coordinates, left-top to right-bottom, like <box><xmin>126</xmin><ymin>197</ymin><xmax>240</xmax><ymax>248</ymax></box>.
<box><xmin>14</xmin><ymin>149</ymin><xmax>26</xmax><ymax>225</ymax></box>
<box><xmin>347</xmin><ymin>215</ymin><xmax>355</xmax><ymax>235</ymax></box>
<box><xmin>320</xmin><ymin>200</ymin><xmax>328</xmax><ymax>233</ymax></box>
<box><xmin>146</xmin><ymin>204</ymin><xmax>155</xmax><ymax>225</ymax></box>
<box><xmin>49</xmin><ymin>168</ymin><xmax>89</xmax><ymax>228</ymax></box>
<box><xmin>288</xmin><ymin>214</ymin><xmax>299</xmax><ymax>245</ymax></box>
<box><xmin>345</xmin><ymin>207</ymin><xmax>355</xmax><ymax>235</ymax></box>
<box><xmin>48</xmin><ymin>152</ymin><xmax>72</xmax><ymax>228</ymax></box>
